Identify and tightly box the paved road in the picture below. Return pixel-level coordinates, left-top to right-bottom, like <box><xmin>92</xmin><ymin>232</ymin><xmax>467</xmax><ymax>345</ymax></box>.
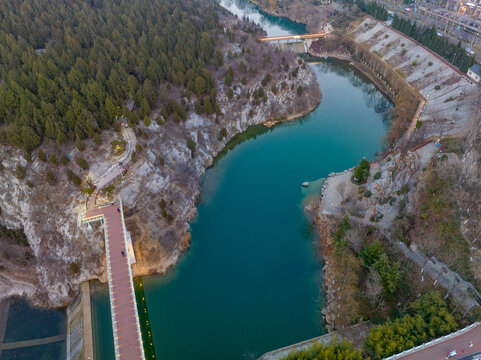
<box><xmin>458</xmin><ymin>351</ymin><xmax>481</xmax><ymax>360</ymax></box>
<box><xmin>394</xmin><ymin>323</ymin><xmax>481</xmax><ymax>359</ymax></box>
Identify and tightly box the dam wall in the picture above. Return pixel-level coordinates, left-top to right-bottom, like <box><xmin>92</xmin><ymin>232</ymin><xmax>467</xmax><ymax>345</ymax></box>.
<box><xmin>66</xmin><ymin>282</ymin><xmax>94</xmax><ymax>360</ymax></box>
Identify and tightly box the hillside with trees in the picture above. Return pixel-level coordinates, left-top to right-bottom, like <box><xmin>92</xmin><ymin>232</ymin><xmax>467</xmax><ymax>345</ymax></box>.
<box><xmin>0</xmin><ymin>0</ymin><xmax>242</xmax><ymax>150</ymax></box>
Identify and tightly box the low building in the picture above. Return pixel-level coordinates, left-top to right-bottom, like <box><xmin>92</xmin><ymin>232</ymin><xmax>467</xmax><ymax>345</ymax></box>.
<box><xmin>467</xmin><ymin>64</ymin><xmax>481</xmax><ymax>83</ymax></box>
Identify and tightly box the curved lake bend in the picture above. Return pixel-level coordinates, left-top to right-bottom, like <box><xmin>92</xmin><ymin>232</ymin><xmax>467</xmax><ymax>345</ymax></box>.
<box><xmin>0</xmin><ymin>1</ymin><xmax>393</xmax><ymax>359</ymax></box>
<box><xmin>89</xmin><ymin>1</ymin><xmax>392</xmax><ymax>359</ymax></box>
<box><xmin>91</xmin><ymin>58</ymin><xmax>392</xmax><ymax>360</ymax></box>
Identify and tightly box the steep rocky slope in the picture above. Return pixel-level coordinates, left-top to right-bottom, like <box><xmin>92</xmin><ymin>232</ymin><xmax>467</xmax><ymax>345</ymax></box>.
<box><xmin>0</xmin><ymin>25</ymin><xmax>321</xmax><ymax>307</ymax></box>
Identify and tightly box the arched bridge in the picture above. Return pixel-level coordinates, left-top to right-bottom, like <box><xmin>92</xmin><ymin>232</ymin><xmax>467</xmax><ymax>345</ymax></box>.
<box><xmin>82</xmin><ymin>202</ymin><xmax>145</xmax><ymax>360</ymax></box>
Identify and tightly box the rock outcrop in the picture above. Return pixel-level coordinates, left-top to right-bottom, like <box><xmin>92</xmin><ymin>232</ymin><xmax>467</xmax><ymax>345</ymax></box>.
<box><xmin>0</xmin><ymin>35</ymin><xmax>321</xmax><ymax>307</ymax></box>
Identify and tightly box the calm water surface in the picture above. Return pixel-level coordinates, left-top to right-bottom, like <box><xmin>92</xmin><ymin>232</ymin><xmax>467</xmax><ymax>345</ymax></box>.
<box><xmin>2</xmin><ymin>1</ymin><xmax>392</xmax><ymax>359</ymax></box>
<box><xmin>90</xmin><ymin>1</ymin><xmax>392</xmax><ymax>359</ymax></box>
<box><xmin>92</xmin><ymin>57</ymin><xmax>392</xmax><ymax>359</ymax></box>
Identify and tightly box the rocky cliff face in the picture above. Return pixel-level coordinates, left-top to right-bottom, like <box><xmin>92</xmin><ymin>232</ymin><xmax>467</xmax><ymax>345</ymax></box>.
<box><xmin>0</xmin><ymin>40</ymin><xmax>321</xmax><ymax>307</ymax></box>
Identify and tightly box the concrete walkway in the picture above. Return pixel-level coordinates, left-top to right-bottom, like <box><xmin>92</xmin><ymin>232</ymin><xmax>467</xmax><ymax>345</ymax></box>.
<box><xmin>396</xmin><ymin>241</ymin><xmax>481</xmax><ymax>312</ymax></box>
<box><xmin>258</xmin><ymin>322</ymin><xmax>372</xmax><ymax>360</ymax></box>
<box><xmin>81</xmin><ymin>282</ymin><xmax>94</xmax><ymax>360</ymax></box>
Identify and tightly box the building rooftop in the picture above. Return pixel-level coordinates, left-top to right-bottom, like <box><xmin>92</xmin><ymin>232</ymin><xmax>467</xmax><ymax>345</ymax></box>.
<box><xmin>469</xmin><ymin>64</ymin><xmax>481</xmax><ymax>76</ymax></box>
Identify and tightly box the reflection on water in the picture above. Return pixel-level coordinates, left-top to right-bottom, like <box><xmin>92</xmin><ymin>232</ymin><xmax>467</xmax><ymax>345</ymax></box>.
<box><xmin>2</xmin><ymin>298</ymin><xmax>66</xmax><ymax>360</ymax></box>
<box><xmin>218</xmin><ymin>0</ymin><xmax>306</xmax><ymax>37</ymax></box>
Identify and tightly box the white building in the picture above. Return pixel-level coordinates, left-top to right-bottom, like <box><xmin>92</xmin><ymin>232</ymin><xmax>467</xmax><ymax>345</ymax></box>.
<box><xmin>467</xmin><ymin>64</ymin><xmax>481</xmax><ymax>83</ymax></box>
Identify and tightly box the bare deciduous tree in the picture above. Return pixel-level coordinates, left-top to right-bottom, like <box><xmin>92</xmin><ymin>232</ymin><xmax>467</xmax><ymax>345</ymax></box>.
<box><xmin>365</xmin><ymin>269</ymin><xmax>383</xmax><ymax>305</ymax></box>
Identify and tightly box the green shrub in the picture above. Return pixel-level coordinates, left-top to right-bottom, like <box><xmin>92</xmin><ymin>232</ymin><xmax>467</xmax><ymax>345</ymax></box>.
<box><xmin>187</xmin><ymin>137</ymin><xmax>196</xmax><ymax>155</ymax></box>
<box><xmin>102</xmin><ymin>185</ymin><xmax>115</xmax><ymax>196</ymax></box>
<box><xmin>49</xmin><ymin>153</ymin><xmax>58</xmax><ymax>166</ymax></box>
<box><xmin>225</xmin><ymin>73</ymin><xmax>232</xmax><ymax>86</ymax></box>
<box><xmin>415</xmin><ymin>120</ymin><xmax>422</xmax><ymax>129</ymax></box>
<box><xmin>428</xmin><ymin>61</ymin><xmax>433</xmax><ymax>66</ymax></box>
<box><xmin>281</xmin><ymin>338</ymin><xmax>361</xmax><ymax>360</ymax></box>
<box><xmin>77</xmin><ymin>157</ymin><xmax>89</xmax><ymax>170</ymax></box>
<box><xmin>365</xmin><ymin>292</ymin><xmax>457</xmax><ymax>359</ymax></box>
<box><xmin>93</xmin><ymin>133</ymin><xmax>102</xmax><ymax>145</ymax></box>
<box><xmin>297</xmin><ymin>86</ymin><xmax>303</xmax><ymax>95</ymax></box>
<box><xmin>353</xmin><ymin>158</ymin><xmax>370</xmax><ymax>184</ymax></box>
<box><xmin>46</xmin><ymin>171</ymin><xmax>56</xmax><ymax>185</ymax></box>
<box><xmin>82</xmin><ymin>187</ymin><xmax>95</xmax><ymax>195</ymax></box>
<box><xmin>364</xmin><ymin>190</ymin><xmax>372</xmax><ymax>197</ymax></box>
<box><xmin>227</xmin><ymin>88</ymin><xmax>234</xmax><ymax>99</ymax></box>
<box><xmin>374</xmin><ymin>172</ymin><xmax>381</xmax><ymax>180</ymax></box>
<box><xmin>70</xmin><ymin>262</ymin><xmax>80</xmax><ymax>274</ymax></box>
<box><xmin>15</xmin><ymin>164</ymin><xmax>27</xmax><ymax>180</ymax></box>
<box><xmin>261</xmin><ymin>73</ymin><xmax>271</xmax><ymax>86</ymax></box>
<box><xmin>38</xmin><ymin>150</ymin><xmax>47</xmax><ymax>162</ymax></box>
<box><xmin>218</xmin><ymin>127</ymin><xmax>228</xmax><ymax>141</ymax></box>
<box><xmin>143</xmin><ymin>116</ymin><xmax>151</xmax><ymax>127</ymax></box>
<box><xmin>434</xmin><ymin>85</ymin><xmax>441</xmax><ymax>90</ymax></box>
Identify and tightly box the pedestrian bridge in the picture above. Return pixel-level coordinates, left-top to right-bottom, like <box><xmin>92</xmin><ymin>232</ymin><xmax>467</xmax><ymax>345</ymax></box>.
<box><xmin>82</xmin><ymin>202</ymin><xmax>145</xmax><ymax>360</ymax></box>
<box><xmin>260</xmin><ymin>32</ymin><xmax>327</xmax><ymax>42</ymax></box>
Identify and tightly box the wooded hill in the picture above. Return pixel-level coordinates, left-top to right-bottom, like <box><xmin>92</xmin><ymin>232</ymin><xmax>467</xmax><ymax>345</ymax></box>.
<box><xmin>0</xmin><ymin>0</ymin><xmax>228</xmax><ymax>150</ymax></box>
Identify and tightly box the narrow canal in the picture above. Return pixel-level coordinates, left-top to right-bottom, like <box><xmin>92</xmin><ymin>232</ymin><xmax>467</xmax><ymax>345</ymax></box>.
<box><xmin>90</xmin><ymin>1</ymin><xmax>392</xmax><ymax>358</ymax></box>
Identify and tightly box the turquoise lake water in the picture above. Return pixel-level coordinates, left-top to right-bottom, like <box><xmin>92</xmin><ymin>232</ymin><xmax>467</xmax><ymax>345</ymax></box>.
<box><xmin>92</xmin><ymin>54</ymin><xmax>391</xmax><ymax>360</ymax></box>
<box><xmin>89</xmin><ymin>1</ymin><xmax>392</xmax><ymax>359</ymax></box>
<box><xmin>0</xmin><ymin>1</ymin><xmax>394</xmax><ymax>359</ymax></box>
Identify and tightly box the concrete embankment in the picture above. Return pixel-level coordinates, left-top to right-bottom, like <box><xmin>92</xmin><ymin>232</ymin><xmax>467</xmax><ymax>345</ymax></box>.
<box><xmin>258</xmin><ymin>322</ymin><xmax>372</xmax><ymax>360</ymax></box>
<box><xmin>66</xmin><ymin>281</ymin><xmax>94</xmax><ymax>360</ymax></box>
<box><xmin>0</xmin><ymin>299</ymin><xmax>10</xmax><ymax>359</ymax></box>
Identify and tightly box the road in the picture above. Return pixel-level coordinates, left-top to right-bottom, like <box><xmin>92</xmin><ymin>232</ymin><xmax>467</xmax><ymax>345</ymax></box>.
<box><xmin>458</xmin><ymin>351</ymin><xmax>481</xmax><ymax>360</ymax></box>
<box><xmin>392</xmin><ymin>323</ymin><xmax>481</xmax><ymax>360</ymax></box>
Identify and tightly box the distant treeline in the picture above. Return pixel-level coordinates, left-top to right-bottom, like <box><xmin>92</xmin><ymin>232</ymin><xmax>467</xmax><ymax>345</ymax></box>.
<box><xmin>357</xmin><ymin>0</ymin><xmax>388</xmax><ymax>21</ymax></box>
<box><xmin>0</xmin><ymin>0</ymin><xmax>222</xmax><ymax>150</ymax></box>
<box><xmin>391</xmin><ymin>15</ymin><xmax>475</xmax><ymax>72</ymax></box>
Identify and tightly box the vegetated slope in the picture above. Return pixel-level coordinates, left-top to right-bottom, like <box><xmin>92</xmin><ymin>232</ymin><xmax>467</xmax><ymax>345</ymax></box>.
<box><xmin>0</xmin><ymin>0</ymin><xmax>227</xmax><ymax>150</ymax></box>
<box><xmin>0</xmin><ymin>0</ymin><xmax>322</xmax><ymax>305</ymax></box>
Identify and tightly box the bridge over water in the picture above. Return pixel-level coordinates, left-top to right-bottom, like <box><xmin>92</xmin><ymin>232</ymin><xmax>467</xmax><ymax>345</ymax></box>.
<box><xmin>260</xmin><ymin>32</ymin><xmax>327</xmax><ymax>42</ymax></box>
<box><xmin>82</xmin><ymin>202</ymin><xmax>145</xmax><ymax>360</ymax></box>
